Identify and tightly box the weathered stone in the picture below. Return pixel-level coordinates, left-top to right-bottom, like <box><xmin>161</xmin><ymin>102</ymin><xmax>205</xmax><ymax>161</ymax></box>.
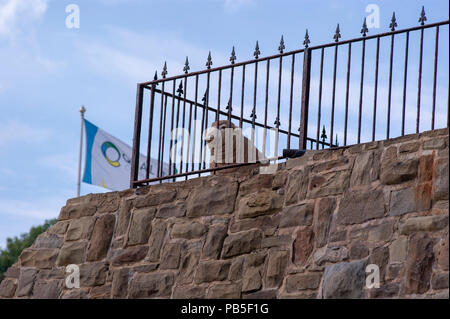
<box><xmin>80</xmin><ymin>262</ymin><xmax>108</xmax><ymax>287</ymax></box>
<box><xmin>367</xmin><ymin>282</ymin><xmax>399</xmax><ymax>298</ymax></box>
<box><xmin>237</xmin><ymin>190</ymin><xmax>283</xmax><ymax>219</ymax></box>
<box><xmin>111</xmin><ymin>246</ymin><xmax>149</xmax><ymax>266</ymax></box>
<box><xmin>134</xmin><ymin>189</ymin><xmax>177</xmax><ymax>208</ymax></box>
<box><xmin>399</xmin><ymin>215</ymin><xmax>448</xmax><ymax>235</ymax></box>
<box><xmin>389</xmin><ymin>236</ymin><xmax>408</xmax><ymax>263</ymax></box>
<box><xmin>265</xmin><ymin>250</ymin><xmax>288</xmax><ymax>288</ymax></box>
<box><xmin>194</xmin><ymin>260</ymin><xmax>231</xmax><ymax>283</ymax></box>
<box><xmin>66</xmin><ymin>217</ymin><xmax>95</xmax><ymax>241</ymax></box>
<box><xmin>380</xmin><ymin>158</ymin><xmax>418</xmax><ymax>185</ymax></box>
<box><xmin>32</xmin><ymin>280</ymin><xmax>62</xmax><ymax>299</ymax></box>
<box><xmin>285</xmin><ymin>272</ymin><xmax>322</xmax><ymax>292</ymax></box>
<box><xmin>171</xmin><ymin>222</ymin><xmax>206</xmax><ymax>240</ymax></box>
<box><xmin>156</xmin><ymin>202</ymin><xmax>186</xmax><ymax>218</ymax></box>
<box><xmin>329</xmin><ymin>230</ymin><xmax>347</xmax><ymax>243</ymax></box>
<box><xmin>244</xmin><ymin>252</ymin><xmax>266</xmax><ymax>268</ymax></box>
<box><xmin>87</xmin><ymin>214</ymin><xmax>115</xmax><ymax>261</ymax></box>
<box><xmin>370</xmin><ymin>246</ymin><xmax>389</xmax><ymax>281</ymax></box>
<box><xmin>186</xmin><ymin>178</ymin><xmax>238</xmax><ymax>217</ymax></box>
<box><xmin>127</xmin><ymin>208</ymin><xmax>155</xmax><ymax>246</ymax></box>
<box><xmin>147</xmin><ymin>219</ymin><xmax>167</xmax><ymax>262</ymax></box>
<box><xmin>322</xmin><ymin>260</ymin><xmax>367</xmax><ymax>299</ymax></box>
<box><xmin>129</xmin><ymin>272</ymin><xmax>174</xmax><ymax>298</ymax></box>
<box><xmin>337</xmin><ymin>189</ymin><xmax>385</xmax><ymax>225</ymax></box>
<box><xmin>415</xmin><ymin>182</ymin><xmax>432</xmax><ymax>212</ymax></box>
<box><xmin>293</xmin><ymin>228</ymin><xmax>314</xmax><ymax>266</ymax></box>
<box><xmin>313</xmin><ymin>197</ymin><xmax>336</xmax><ymax>247</ymax></box>
<box><xmin>111</xmin><ymin>268</ymin><xmax>130</xmax><ymax>298</ymax></box>
<box><xmin>239</xmin><ymin>174</ymin><xmax>274</xmax><ymax>196</ymax></box>
<box><xmin>202</xmin><ymin>223</ymin><xmax>228</xmax><ymax>259</ymax></box>
<box><xmin>279</xmin><ymin>291</ymin><xmax>318</xmax><ymax>299</ymax></box>
<box><xmin>17</xmin><ymin>268</ymin><xmax>37</xmax><ymax>297</ymax></box>
<box><xmin>160</xmin><ymin>242</ymin><xmax>182</xmax><ymax>269</ymax></box>
<box><xmin>433</xmin><ymin>158</ymin><xmax>449</xmax><ymax>201</ymax></box>
<box><xmin>405</xmin><ymin>233</ymin><xmax>434</xmax><ymax>294</ymax></box>
<box><xmin>418</xmin><ymin>155</ymin><xmax>434</xmax><ymax>182</ymax></box>
<box><xmin>230</xmin><ymin>215</ymin><xmax>278</xmax><ymax>236</ymax></box>
<box><xmin>0</xmin><ymin>279</ymin><xmax>17</xmax><ymax>298</ymax></box>
<box><xmin>36</xmin><ymin>268</ymin><xmax>65</xmax><ymax>281</ymax></box>
<box><xmin>386</xmin><ymin>263</ymin><xmax>403</xmax><ymax>281</ymax></box>
<box><xmin>90</xmin><ymin>284</ymin><xmax>111</xmax><ymax>299</ymax></box>
<box><xmin>308</xmin><ymin>170</ymin><xmax>350</xmax><ymax>199</ymax></box>
<box><xmin>61</xmin><ymin>288</ymin><xmax>90</xmax><ymax>299</ymax></box>
<box><xmin>33</xmin><ymin>234</ymin><xmax>64</xmax><ymax>249</ymax></box>
<box><xmin>243</xmin><ymin>289</ymin><xmax>277</xmax><ymax>299</ymax></box>
<box><xmin>423</xmin><ymin>138</ymin><xmax>446</xmax><ymax>150</ymax></box>
<box><xmin>242</xmin><ymin>267</ymin><xmax>262</xmax><ymax>292</ymax></box>
<box><xmin>368</xmin><ymin>222</ymin><xmax>394</xmax><ymax>243</ymax></box>
<box><xmin>314</xmin><ymin>246</ymin><xmax>348</xmax><ymax>266</ymax></box>
<box><xmin>48</xmin><ymin>221</ymin><xmax>70</xmax><ymax>235</ymax></box>
<box><xmin>313</xmin><ymin>158</ymin><xmax>351</xmax><ymax>173</ymax></box>
<box><xmin>57</xmin><ymin>242</ymin><xmax>87</xmax><ymax>266</ymax></box>
<box><xmin>178</xmin><ymin>250</ymin><xmax>200</xmax><ymax>284</ymax></box>
<box><xmin>399</xmin><ymin>142</ymin><xmax>420</xmax><ymax>154</ymax></box>
<box><xmin>206</xmin><ymin>283</ymin><xmax>241</xmax><ymax>299</ymax></box>
<box><xmin>59</xmin><ymin>203</ymin><xmax>97</xmax><ymax>220</ymax></box>
<box><xmin>221</xmin><ymin>229</ymin><xmax>262</xmax><ymax>258</ymax></box>
<box><xmin>350</xmin><ymin>151</ymin><xmax>380</xmax><ymax>186</ymax></box>
<box><xmin>431</xmin><ymin>272</ymin><xmax>449</xmax><ymax>290</ymax></box>
<box><xmin>95</xmin><ymin>193</ymin><xmax>120</xmax><ymax>214</ymax></box>
<box><xmin>438</xmin><ymin>233</ymin><xmax>449</xmax><ymax>271</ymax></box>
<box><xmin>172</xmin><ymin>285</ymin><xmax>206</xmax><ymax>299</ymax></box>
<box><xmin>228</xmin><ymin>256</ymin><xmax>244</xmax><ymax>281</ymax></box>
<box><xmin>20</xmin><ymin>248</ymin><xmax>58</xmax><ymax>269</ymax></box>
<box><xmin>390</xmin><ymin>188</ymin><xmax>416</xmax><ymax>216</ymax></box>
<box><xmin>5</xmin><ymin>267</ymin><xmax>20</xmax><ymax>279</ymax></box>
<box><xmin>285</xmin><ymin>169</ymin><xmax>310</xmax><ymax>205</ymax></box>
<box><xmin>116</xmin><ymin>198</ymin><xmax>133</xmax><ymax>237</ymax></box>
<box><xmin>279</xmin><ymin>202</ymin><xmax>313</xmax><ymax>228</ymax></box>
<box><xmin>349</xmin><ymin>243</ymin><xmax>369</xmax><ymax>260</ymax></box>
<box><xmin>261</xmin><ymin>235</ymin><xmax>292</xmax><ymax>249</ymax></box>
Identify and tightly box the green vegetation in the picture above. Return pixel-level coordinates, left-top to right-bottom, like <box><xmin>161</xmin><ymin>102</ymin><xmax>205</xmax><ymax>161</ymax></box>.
<box><xmin>0</xmin><ymin>219</ymin><xmax>57</xmax><ymax>282</ymax></box>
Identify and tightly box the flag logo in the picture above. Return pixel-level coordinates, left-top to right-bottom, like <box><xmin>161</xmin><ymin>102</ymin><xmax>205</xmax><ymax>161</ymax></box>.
<box><xmin>101</xmin><ymin>141</ymin><xmax>121</xmax><ymax>167</ymax></box>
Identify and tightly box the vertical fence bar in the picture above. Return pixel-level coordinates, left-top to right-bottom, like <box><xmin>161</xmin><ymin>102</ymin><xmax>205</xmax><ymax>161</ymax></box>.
<box><xmin>160</xmin><ymin>95</ymin><xmax>168</xmax><ymax>178</ymax></box>
<box><xmin>358</xmin><ymin>39</ymin><xmax>366</xmax><ymax>144</ymax></box>
<box><xmin>287</xmin><ymin>54</ymin><xmax>295</xmax><ymax>149</ymax></box>
<box><xmin>387</xmin><ymin>34</ymin><xmax>395</xmax><ymax>139</ymax></box>
<box><xmin>145</xmin><ymin>83</ymin><xmax>156</xmax><ymax>180</ymax></box>
<box><xmin>185</xmin><ymin>101</ymin><xmax>193</xmax><ymax>180</ymax></box>
<box><xmin>401</xmin><ymin>32</ymin><xmax>409</xmax><ymax>136</ymax></box>
<box><xmin>202</xmin><ymin>73</ymin><xmax>211</xmax><ymax>170</ymax></box>
<box><xmin>168</xmin><ymin>80</ymin><xmax>176</xmax><ymax>175</ymax></box>
<box><xmin>180</xmin><ymin>77</ymin><xmax>188</xmax><ymax>175</ymax></box>
<box><xmin>157</xmin><ymin>82</ymin><xmax>165</xmax><ymax>178</ymax></box>
<box><xmin>191</xmin><ymin>75</ymin><xmax>199</xmax><ymax>172</ymax></box>
<box><xmin>344</xmin><ymin>43</ymin><xmax>351</xmax><ymax>146</ymax></box>
<box><xmin>416</xmin><ymin>28</ymin><xmax>424</xmax><ymax>133</ymax></box>
<box><xmin>276</xmin><ymin>56</ymin><xmax>283</xmax><ymax>129</ymax></box>
<box><xmin>251</xmin><ymin>60</ymin><xmax>258</xmax><ymax>147</ymax></box>
<box><xmin>263</xmin><ymin>60</ymin><xmax>270</xmax><ymax>153</ymax></box>
<box><xmin>299</xmin><ymin>49</ymin><xmax>311</xmax><ymax>149</ymax></box>
<box><xmin>215</xmin><ymin>70</ymin><xmax>222</xmax><ymax>170</ymax></box>
<box><xmin>174</xmin><ymin>82</ymin><xmax>182</xmax><ymax>176</ymax></box>
<box><xmin>330</xmin><ymin>44</ymin><xmax>338</xmax><ymax>146</ymax></box>
<box><xmin>240</xmin><ymin>65</ymin><xmax>246</xmax><ymax>128</ymax></box>
<box><xmin>229</xmin><ymin>66</ymin><xmax>234</xmax><ymax>123</ymax></box>
<box><xmin>431</xmin><ymin>26</ymin><xmax>439</xmax><ymax>130</ymax></box>
<box><xmin>372</xmin><ymin>37</ymin><xmax>380</xmax><ymax>141</ymax></box>
<box><xmin>316</xmin><ymin>48</ymin><xmax>324</xmax><ymax>150</ymax></box>
<box><xmin>130</xmin><ymin>84</ymin><xmax>144</xmax><ymax>188</ymax></box>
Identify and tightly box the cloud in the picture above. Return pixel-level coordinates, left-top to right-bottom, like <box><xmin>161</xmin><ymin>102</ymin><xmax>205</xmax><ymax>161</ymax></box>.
<box><xmin>0</xmin><ymin>0</ymin><xmax>48</xmax><ymax>38</ymax></box>
<box><xmin>38</xmin><ymin>152</ymin><xmax>78</xmax><ymax>180</ymax></box>
<box><xmin>224</xmin><ymin>0</ymin><xmax>256</xmax><ymax>12</ymax></box>
<box><xmin>0</xmin><ymin>120</ymin><xmax>51</xmax><ymax>146</ymax></box>
<box><xmin>0</xmin><ymin>197</ymin><xmax>62</xmax><ymax>220</ymax></box>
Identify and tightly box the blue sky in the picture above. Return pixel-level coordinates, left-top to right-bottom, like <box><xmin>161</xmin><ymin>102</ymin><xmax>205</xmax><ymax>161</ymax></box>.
<box><xmin>0</xmin><ymin>0</ymin><xmax>448</xmax><ymax>248</ymax></box>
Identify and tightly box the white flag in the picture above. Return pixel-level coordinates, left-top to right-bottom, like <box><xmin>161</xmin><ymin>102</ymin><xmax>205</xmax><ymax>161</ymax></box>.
<box><xmin>82</xmin><ymin>119</ymin><xmax>167</xmax><ymax>191</ymax></box>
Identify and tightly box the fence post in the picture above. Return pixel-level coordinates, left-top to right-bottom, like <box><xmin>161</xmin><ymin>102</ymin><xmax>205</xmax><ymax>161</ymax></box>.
<box><xmin>299</xmin><ymin>47</ymin><xmax>311</xmax><ymax>150</ymax></box>
<box><xmin>130</xmin><ymin>84</ymin><xmax>144</xmax><ymax>188</ymax></box>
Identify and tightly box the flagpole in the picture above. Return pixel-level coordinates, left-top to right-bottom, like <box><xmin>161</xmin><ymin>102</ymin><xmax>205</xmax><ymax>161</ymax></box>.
<box><xmin>77</xmin><ymin>106</ymin><xmax>86</xmax><ymax>197</ymax></box>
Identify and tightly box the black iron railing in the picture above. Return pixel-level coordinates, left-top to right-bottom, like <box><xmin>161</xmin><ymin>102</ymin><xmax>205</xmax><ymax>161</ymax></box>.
<box><xmin>130</xmin><ymin>7</ymin><xmax>449</xmax><ymax>187</ymax></box>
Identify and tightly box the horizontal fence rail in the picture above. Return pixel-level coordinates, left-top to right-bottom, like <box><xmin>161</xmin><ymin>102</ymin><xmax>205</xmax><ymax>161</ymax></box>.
<box><xmin>131</xmin><ymin>7</ymin><xmax>449</xmax><ymax>187</ymax></box>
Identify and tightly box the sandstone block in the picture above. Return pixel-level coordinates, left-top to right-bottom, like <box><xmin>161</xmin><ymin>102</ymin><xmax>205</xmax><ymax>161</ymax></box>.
<box><xmin>202</xmin><ymin>223</ymin><xmax>228</xmax><ymax>259</ymax></box>
<box><xmin>156</xmin><ymin>202</ymin><xmax>186</xmax><ymax>218</ymax></box>
<box><xmin>349</xmin><ymin>243</ymin><xmax>369</xmax><ymax>260</ymax></box>
<box><xmin>285</xmin><ymin>169</ymin><xmax>310</xmax><ymax>205</ymax></box>
<box><xmin>293</xmin><ymin>228</ymin><xmax>314</xmax><ymax>266</ymax></box>
<box><xmin>80</xmin><ymin>262</ymin><xmax>108</xmax><ymax>287</ymax></box>
<box><xmin>350</xmin><ymin>151</ymin><xmax>380</xmax><ymax>186</ymax></box>
<box><xmin>405</xmin><ymin>233</ymin><xmax>434</xmax><ymax>294</ymax></box>
<box><xmin>127</xmin><ymin>208</ymin><xmax>155</xmax><ymax>246</ymax></box>
<box><xmin>20</xmin><ymin>248</ymin><xmax>58</xmax><ymax>269</ymax></box>
<box><xmin>279</xmin><ymin>202</ymin><xmax>313</xmax><ymax>228</ymax></box>
<box><xmin>111</xmin><ymin>268</ymin><xmax>131</xmax><ymax>298</ymax></box>
<box><xmin>194</xmin><ymin>260</ymin><xmax>231</xmax><ymax>283</ymax></box>
<box><xmin>147</xmin><ymin>219</ymin><xmax>167</xmax><ymax>262</ymax></box>
<box><xmin>221</xmin><ymin>229</ymin><xmax>262</xmax><ymax>258</ymax></box>
<box><xmin>337</xmin><ymin>189</ymin><xmax>385</xmax><ymax>225</ymax></box>
<box><xmin>111</xmin><ymin>246</ymin><xmax>149</xmax><ymax>266</ymax></box>
<box><xmin>129</xmin><ymin>272</ymin><xmax>174</xmax><ymax>298</ymax></box>
<box><xmin>66</xmin><ymin>217</ymin><xmax>95</xmax><ymax>241</ymax></box>
<box><xmin>389</xmin><ymin>188</ymin><xmax>416</xmax><ymax>216</ymax></box>
<box><xmin>380</xmin><ymin>158</ymin><xmax>418</xmax><ymax>185</ymax></box>
<box><xmin>399</xmin><ymin>215</ymin><xmax>448</xmax><ymax>235</ymax></box>
<box><xmin>33</xmin><ymin>234</ymin><xmax>64</xmax><ymax>249</ymax></box>
<box><xmin>431</xmin><ymin>272</ymin><xmax>449</xmax><ymax>290</ymax></box>
<box><xmin>87</xmin><ymin>214</ymin><xmax>115</xmax><ymax>261</ymax></box>
<box><xmin>32</xmin><ymin>280</ymin><xmax>62</xmax><ymax>299</ymax></box>
<box><xmin>0</xmin><ymin>279</ymin><xmax>17</xmax><ymax>298</ymax></box>
<box><xmin>242</xmin><ymin>267</ymin><xmax>262</xmax><ymax>292</ymax></box>
<box><xmin>57</xmin><ymin>242</ymin><xmax>87</xmax><ymax>266</ymax></box>
<box><xmin>433</xmin><ymin>158</ymin><xmax>449</xmax><ymax>201</ymax></box>
<box><xmin>58</xmin><ymin>203</ymin><xmax>96</xmax><ymax>220</ymax></box>
<box><xmin>307</xmin><ymin>170</ymin><xmax>350</xmax><ymax>199</ymax></box>
<box><xmin>314</xmin><ymin>246</ymin><xmax>348</xmax><ymax>266</ymax></box>
<box><xmin>438</xmin><ymin>233</ymin><xmax>449</xmax><ymax>271</ymax></box>
<box><xmin>178</xmin><ymin>250</ymin><xmax>200</xmax><ymax>285</ymax></box>
<box><xmin>160</xmin><ymin>242</ymin><xmax>182</xmax><ymax>269</ymax></box>
<box><xmin>265</xmin><ymin>250</ymin><xmax>288</xmax><ymax>288</ymax></box>
<box><xmin>285</xmin><ymin>272</ymin><xmax>322</xmax><ymax>292</ymax></box>
<box><xmin>313</xmin><ymin>197</ymin><xmax>336</xmax><ymax>247</ymax></box>
<box><xmin>172</xmin><ymin>285</ymin><xmax>206</xmax><ymax>299</ymax></box>
<box><xmin>206</xmin><ymin>283</ymin><xmax>241</xmax><ymax>299</ymax></box>
<box><xmin>389</xmin><ymin>236</ymin><xmax>408</xmax><ymax>263</ymax></box>
<box><xmin>17</xmin><ymin>268</ymin><xmax>37</xmax><ymax>297</ymax></box>
<box><xmin>171</xmin><ymin>222</ymin><xmax>206</xmax><ymax>240</ymax></box>
<box><xmin>237</xmin><ymin>190</ymin><xmax>283</xmax><ymax>219</ymax></box>
<box><xmin>134</xmin><ymin>189</ymin><xmax>177</xmax><ymax>208</ymax></box>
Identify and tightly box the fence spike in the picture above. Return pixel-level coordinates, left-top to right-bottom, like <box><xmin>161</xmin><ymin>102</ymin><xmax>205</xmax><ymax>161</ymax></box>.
<box><xmin>333</xmin><ymin>24</ymin><xmax>341</xmax><ymax>42</ymax></box>
<box><xmin>335</xmin><ymin>134</ymin><xmax>339</xmax><ymax>147</ymax></box>
<box><xmin>183</xmin><ymin>56</ymin><xmax>190</xmax><ymax>74</ymax></box>
<box><xmin>321</xmin><ymin>125</ymin><xmax>327</xmax><ymax>142</ymax></box>
<box><xmin>153</xmin><ymin>71</ymin><xmax>159</xmax><ymax>86</ymax></box>
<box><xmin>278</xmin><ymin>35</ymin><xmax>285</xmax><ymax>53</ymax></box>
<box><xmin>303</xmin><ymin>29</ymin><xmax>310</xmax><ymax>48</ymax></box>
<box><xmin>206</xmin><ymin>51</ymin><xmax>213</xmax><ymax>69</ymax></box>
<box><xmin>419</xmin><ymin>6</ymin><xmax>427</xmax><ymax>25</ymax></box>
<box><xmin>202</xmin><ymin>91</ymin><xmax>207</xmax><ymax>105</ymax></box>
<box><xmin>230</xmin><ymin>46</ymin><xmax>236</xmax><ymax>64</ymax></box>
<box><xmin>176</xmin><ymin>81</ymin><xmax>183</xmax><ymax>96</ymax></box>
<box><xmin>361</xmin><ymin>17</ymin><xmax>369</xmax><ymax>36</ymax></box>
<box><xmin>161</xmin><ymin>61</ymin><xmax>168</xmax><ymax>78</ymax></box>
<box><xmin>226</xmin><ymin>98</ymin><xmax>232</xmax><ymax>110</ymax></box>
<box><xmin>274</xmin><ymin>117</ymin><xmax>280</xmax><ymax>126</ymax></box>
<box><xmin>254</xmin><ymin>41</ymin><xmax>260</xmax><ymax>59</ymax></box>
<box><xmin>250</xmin><ymin>109</ymin><xmax>257</xmax><ymax>119</ymax></box>
<box><xmin>390</xmin><ymin>12</ymin><xmax>398</xmax><ymax>31</ymax></box>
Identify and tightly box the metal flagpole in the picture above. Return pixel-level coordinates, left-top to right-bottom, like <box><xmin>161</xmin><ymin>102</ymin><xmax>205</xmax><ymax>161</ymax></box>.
<box><xmin>77</xmin><ymin>106</ymin><xmax>86</xmax><ymax>197</ymax></box>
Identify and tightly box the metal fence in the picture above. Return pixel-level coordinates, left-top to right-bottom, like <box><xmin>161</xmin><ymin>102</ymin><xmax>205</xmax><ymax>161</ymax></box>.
<box><xmin>130</xmin><ymin>7</ymin><xmax>449</xmax><ymax>187</ymax></box>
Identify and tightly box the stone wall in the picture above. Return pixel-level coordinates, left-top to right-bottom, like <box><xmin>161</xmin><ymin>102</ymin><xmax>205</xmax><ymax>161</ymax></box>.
<box><xmin>0</xmin><ymin>128</ymin><xmax>448</xmax><ymax>299</ymax></box>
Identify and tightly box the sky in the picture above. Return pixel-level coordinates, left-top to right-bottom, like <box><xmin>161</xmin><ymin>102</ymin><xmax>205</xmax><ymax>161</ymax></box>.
<box><xmin>0</xmin><ymin>0</ymin><xmax>448</xmax><ymax>249</ymax></box>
